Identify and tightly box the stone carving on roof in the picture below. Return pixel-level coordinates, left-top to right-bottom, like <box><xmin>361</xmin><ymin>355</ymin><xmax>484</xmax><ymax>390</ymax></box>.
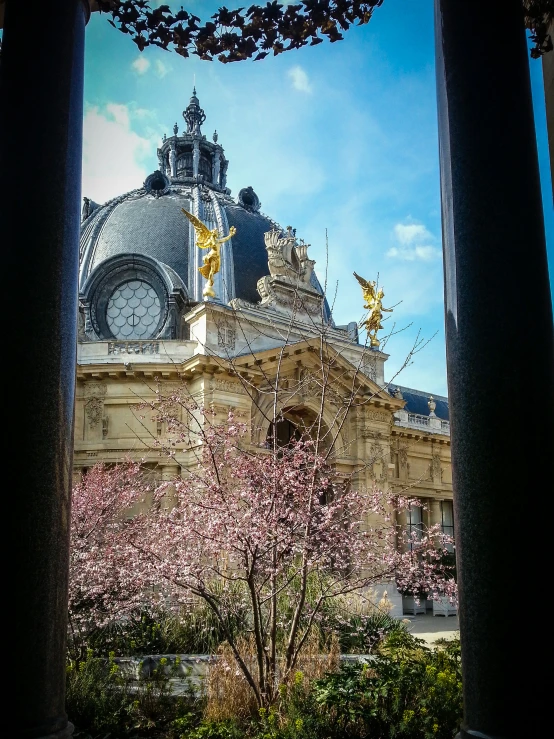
<box><xmin>428</xmin><ymin>396</ymin><xmax>437</xmax><ymax>417</ymax></box>
<box><xmin>229</xmin><ymin>227</ymin><xmax>326</xmax><ymax>322</ymax></box>
<box><xmin>183</xmin><ymin>88</ymin><xmax>206</xmax><ymax>134</ymax></box>
<box><xmin>264</xmin><ymin>228</ymin><xmax>314</xmax><ymax>284</ymax></box>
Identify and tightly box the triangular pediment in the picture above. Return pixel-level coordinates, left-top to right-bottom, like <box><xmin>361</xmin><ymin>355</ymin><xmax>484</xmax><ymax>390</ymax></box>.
<box><xmin>228</xmin><ymin>338</ymin><xmax>404</xmax><ymax>411</ymax></box>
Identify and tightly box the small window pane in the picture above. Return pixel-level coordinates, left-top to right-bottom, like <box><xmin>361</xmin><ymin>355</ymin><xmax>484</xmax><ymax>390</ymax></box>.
<box><xmin>106</xmin><ymin>280</ymin><xmax>161</xmax><ymax>340</ymax></box>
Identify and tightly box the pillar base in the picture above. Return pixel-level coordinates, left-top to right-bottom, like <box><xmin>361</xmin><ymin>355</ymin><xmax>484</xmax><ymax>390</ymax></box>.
<box><xmin>29</xmin><ymin>723</ymin><xmax>74</xmax><ymax>739</ymax></box>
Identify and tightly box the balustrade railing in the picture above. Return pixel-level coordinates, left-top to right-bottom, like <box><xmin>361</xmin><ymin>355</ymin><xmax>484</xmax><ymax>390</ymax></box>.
<box><xmin>394</xmin><ymin>412</ymin><xmax>450</xmax><ymax>435</ymax></box>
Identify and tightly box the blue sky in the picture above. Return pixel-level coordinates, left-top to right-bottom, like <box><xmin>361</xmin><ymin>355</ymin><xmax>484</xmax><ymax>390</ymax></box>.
<box><xmin>81</xmin><ymin>1</ymin><xmax>553</xmax><ymax>396</ymax></box>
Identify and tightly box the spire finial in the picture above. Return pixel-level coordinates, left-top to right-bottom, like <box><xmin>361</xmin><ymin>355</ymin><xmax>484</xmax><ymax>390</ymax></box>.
<box><xmin>183</xmin><ymin>87</ymin><xmax>206</xmax><ymax>135</ymax></box>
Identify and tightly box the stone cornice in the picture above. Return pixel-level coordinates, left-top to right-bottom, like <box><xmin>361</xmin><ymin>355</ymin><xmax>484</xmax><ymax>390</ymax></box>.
<box><xmin>391</xmin><ymin>427</ymin><xmax>451</xmax><ymax>445</ymax></box>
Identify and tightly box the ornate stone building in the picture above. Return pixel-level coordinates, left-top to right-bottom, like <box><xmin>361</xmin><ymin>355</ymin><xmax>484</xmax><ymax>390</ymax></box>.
<box><xmin>75</xmin><ymin>91</ymin><xmax>454</xmax><ymax>616</ymax></box>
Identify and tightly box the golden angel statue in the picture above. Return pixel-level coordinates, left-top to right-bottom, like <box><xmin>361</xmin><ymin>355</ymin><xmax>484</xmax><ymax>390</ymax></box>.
<box><xmin>354</xmin><ymin>272</ymin><xmax>393</xmax><ymax>348</ymax></box>
<box><xmin>181</xmin><ymin>209</ymin><xmax>236</xmax><ymax>299</ymax></box>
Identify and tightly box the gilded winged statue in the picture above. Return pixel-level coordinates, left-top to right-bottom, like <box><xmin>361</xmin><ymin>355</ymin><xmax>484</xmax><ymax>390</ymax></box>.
<box><xmin>354</xmin><ymin>272</ymin><xmax>393</xmax><ymax>348</ymax></box>
<box><xmin>181</xmin><ymin>209</ymin><xmax>236</xmax><ymax>299</ymax></box>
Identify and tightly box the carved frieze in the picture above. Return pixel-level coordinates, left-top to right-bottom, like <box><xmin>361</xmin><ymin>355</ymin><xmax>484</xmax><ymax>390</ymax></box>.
<box><xmin>84</xmin><ymin>381</ymin><xmax>107</xmax><ymax>429</ymax></box>
<box><xmin>368</xmin><ymin>441</ymin><xmax>387</xmax><ymax>482</ymax></box>
<box><xmin>217</xmin><ymin>322</ymin><xmax>236</xmax><ymax>351</ymax></box>
<box><xmin>430</xmin><ymin>453</ymin><xmax>443</xmax><ymax>482</ymax></box>
<box><xmin>299</xmin><ymin>369</ymin><xmax>343</xmax><ymax>406</ymax></box>
<box><xmin>84</xmin><ymin>381</ymin><xmax>107</xmax><ymax>399</ymax></box>
<box><xmin>366</xmin><ymin>410</ymin><xmax>390</xmax><ymax>423</ymax></box>
<box><xmin>108</xmin><ymin>341</ymin><xmax>160</xmax><ymax>355</ymax></box>
<box><xmin>215</xmin><ymin>378</ymin><xmax>239</xmax><ymax>393</ymax></box>
<box><xmin>398</xmin><ymin>442</ymin><xmax>409</xmax><ymax>469</ymax></box>
<box><xmin>85</xmin><ymin>397</ymin><xmax>104</xmax><ymax>428</ymax></box>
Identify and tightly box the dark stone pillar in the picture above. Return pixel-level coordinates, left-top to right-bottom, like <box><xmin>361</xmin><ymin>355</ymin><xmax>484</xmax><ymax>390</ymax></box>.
<box><xmin>1</xmin><ymin>1</ymin><xmax>90</xmax><ymax>737</ymax></box>
<box><xmin>543</xmin><ymin>20</ymin><xmax>554</xmax><ymax>197</ymax></box>
<box><xmin>434</xmin><ymin>2</ymin><xmax>554</xmax><ymax>737</ymax></box>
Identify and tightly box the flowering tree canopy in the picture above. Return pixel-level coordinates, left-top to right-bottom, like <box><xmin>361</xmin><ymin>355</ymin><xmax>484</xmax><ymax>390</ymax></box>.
<box><xmin>68</xmin><ymin>462</ymin><xmax>156</xmax><ymax>652</ymax></box>
<box><xmin>71</xmin><ymin>397</ymin><xmax>456</xmax><ymax>706</ymax></box>
<box><xmin>96</xmin><ymin>1</ymin><xmax>552</xmax><ymax>61</ymax></box>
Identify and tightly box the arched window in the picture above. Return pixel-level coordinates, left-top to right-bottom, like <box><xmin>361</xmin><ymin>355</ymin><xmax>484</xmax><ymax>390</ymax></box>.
<box><xmin>265</xmin><ymin>407</ymin><xmax>331</xmax><ymax>452</ymax></box>
<box><xmin>266</xmin><ymin>418</ymin><xmax>301</xmax><ymax>448</ymax></box>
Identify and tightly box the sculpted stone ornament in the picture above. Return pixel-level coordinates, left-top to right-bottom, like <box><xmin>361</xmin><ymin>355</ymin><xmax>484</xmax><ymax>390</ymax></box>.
<box><xmin>181</xmin><ymin>209</ymin><xmax>236</xmax><ymax>299</ymax></box>
<box><xmin>231</xmin><ymin>227</ymin><xmax>323</xmax><ymax>321</ymax></box>
<box><xmin>264</xmin><ymin>227</ymin><xmax>315</xmax><ymax>284</ymax></box>
<box><xmin>428</xmin><ymin>396</ymin><xmax>437</xmax><ymax>417</ymax></box>
<box><xmin>354</xmin><ymin>272</ymin><xmax>393</xmax><ymax>348</ymax></box>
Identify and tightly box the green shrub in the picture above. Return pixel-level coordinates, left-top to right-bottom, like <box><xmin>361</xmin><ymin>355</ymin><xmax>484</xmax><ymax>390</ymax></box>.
<box><xmin>177</xmin><ymin>718</ymin><xmax>245</xmax><ymax>738</ymax></box>
<box><xmin>67</xmin><ymin>633</ymin><xmax>463</xmax><ymax>739</ymax></box>
<box><xmin>337</xmin><ymin>612</ymin><xmax>408</xmax><ymax>654</ymax></box>
<box><xmin>312</xmin><ymin>632</ymin><xmax>462</xmax><ymax>738</ymax></box>
<box><xmin>66</xmin><ymin>650</ymin><xmax>200</xmax><ymax>737</ymax></box>
<box><xmin>80</xmin><ymin>601</ymin><xmax>249</xmax><ymax>659</ymax></box>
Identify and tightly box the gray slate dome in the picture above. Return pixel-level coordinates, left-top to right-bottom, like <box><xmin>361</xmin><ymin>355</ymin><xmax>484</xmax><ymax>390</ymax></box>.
<box><xmin>79</xmin><ymin>90</ymin><xmax>328</xmax><ymax>342</ymax></box>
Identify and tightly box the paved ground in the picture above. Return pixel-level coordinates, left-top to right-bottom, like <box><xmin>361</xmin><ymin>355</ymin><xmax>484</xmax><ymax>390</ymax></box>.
<box><xmin>402</xmin><ymin>611</ymin><xmax>459</xmax><ymax>645</ymax></box>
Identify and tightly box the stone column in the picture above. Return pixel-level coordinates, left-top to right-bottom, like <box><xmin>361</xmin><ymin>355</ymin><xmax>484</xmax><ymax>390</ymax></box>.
<box><xmin>157</xmin><ymin>147</ymin><xmax>166</xmax><ymax>174</ymax></box>
<box><xmin>1</xmin><ymin>1</ymin><xmax>90</xmax><ymax>737</ymax></box>
<box><xmin>169</xmin><ymin>141</ymin><xmax>177</xmax><ymax>177</ymax></box>
<box><xmin>396</xmin><ymin>509</ymin><xmax>408</xmax><ymax>553</ymax></box>
<box><xmin>429</xmin><ymin>499</ymin><xmax>442</xmax><ymax>528</ymax></box>
<box><xmin>212</xmin><ymin>148</ymin><xmax>221</xmax><ymax>186</ymax></box>
<box><xmin>193</xmin><ymin>140</ymin><xmax>200</xmax><ymax>178</ymax></box>
<box><xmin>434</xmin><ymin>1</ymin><xmax>553</xmax><ymax>736</ymax></box>
<box><xmin>428</xmin><ymin>498</ymin><xmax>442</xmax><ymax>546</ymax></box>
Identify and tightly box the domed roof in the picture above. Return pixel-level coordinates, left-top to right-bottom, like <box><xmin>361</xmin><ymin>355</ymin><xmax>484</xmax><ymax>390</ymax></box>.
<box><xmin>79</xmin><ymin>90</ymin><xmax>330</xmax><ymax>342</ymax></box>
<box><xmin>79</xmin><ymin>185</ymin><xmax>278</xmax><ymax>306</ymax></box>
<box><xmin>80</xmin><ymin>190</ymin><xmax>192</xmax><ymax>285</ymax></box>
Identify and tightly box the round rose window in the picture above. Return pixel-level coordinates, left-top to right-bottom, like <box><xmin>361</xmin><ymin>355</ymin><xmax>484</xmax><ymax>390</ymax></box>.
<box><xmin>106</xmin><ymin>280</ymin><xmax>162</xmax><ymax>339</ymax></box>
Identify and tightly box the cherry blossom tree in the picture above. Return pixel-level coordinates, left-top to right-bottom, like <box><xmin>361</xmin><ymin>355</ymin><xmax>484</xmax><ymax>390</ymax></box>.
<box><xmin>70</xmin><ymin>408</ymin><xmax>455</xmax><ymax>705</ymax></box>
<box><xmin>70</xmin><ymin>299</ymin><xmax>455</xmax><ymax>705</ymax></box>
<box><xmin>68</xmin><ymin>462</ymin><xmax>156</xmax><ymax>657</ymax></box>
<box><xmin>121</xmin><ymin>393</ymin><xmax>455</xmax><ymax>707</ymax></box>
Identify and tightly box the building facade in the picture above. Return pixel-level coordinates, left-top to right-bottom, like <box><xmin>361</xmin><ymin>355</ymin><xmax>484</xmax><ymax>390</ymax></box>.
<box><xmin>75</xmin><ymin>91</ymin><xmax>454</xmax><ymax>616</ymax></box>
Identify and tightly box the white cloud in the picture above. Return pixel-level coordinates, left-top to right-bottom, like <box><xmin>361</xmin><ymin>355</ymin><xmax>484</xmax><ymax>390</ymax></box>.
<box><xmin>386</xmin><ymin>221</ymin><xmax>441</xmax><ymax>261</ymax></box>
<box><xmin>386</xmin><ymin>245</ymin><xmax>441</xmax><ymax>261</ymax></box>
<box><xmin>104</xmin><ymin>102</ymin><xmax>130</xmax><ymax>127</ymax></box>
<box><xmin>82</xmin><ymin>103</ymin><xmax>156</xmax><ymax>203</ymax></box>
<box><xmin>393</xmin><ymin>223</ymin><xmax>434</xmax><ymax>245</ymax></box>
<box><xmin>132</xmin><ymin>56</ymin><xmax>150</xmax><ymax>75</ymax></box>
<box><xmin>154</xmin><ymin>59</ymin><xmax>171</xmax><ymax>78</ymax></box>
<box><xmin>288</xmin><ymin>65</ymin><xmax>312</xmax><ymax>93</ymax></box>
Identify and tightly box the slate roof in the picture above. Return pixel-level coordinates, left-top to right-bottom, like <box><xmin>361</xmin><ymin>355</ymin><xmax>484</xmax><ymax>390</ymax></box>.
<box><xmin>388</xmin><ymin>384</ymin><xmax>450</xmax><ymax>421</ymax></box>
<box><xmin>79</xmin><ymin>187</ymin><xmax>331</xmax><ymax>315</ymax></box>
<box><xmin>222</xmin><ymin>203</ymin><xmax>273</xmax><ymax>305</ymax></box>
<box><xmin>86</xmin><ymin>192</ymin><xmax>192</xmax><ymax>283</ymax></box>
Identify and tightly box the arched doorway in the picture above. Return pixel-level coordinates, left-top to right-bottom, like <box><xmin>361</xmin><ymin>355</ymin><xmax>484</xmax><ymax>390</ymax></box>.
<box><xmin>265</xmin><ymin>406</ymin><xmax>331</xmax><ymax>452</ymax></box>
